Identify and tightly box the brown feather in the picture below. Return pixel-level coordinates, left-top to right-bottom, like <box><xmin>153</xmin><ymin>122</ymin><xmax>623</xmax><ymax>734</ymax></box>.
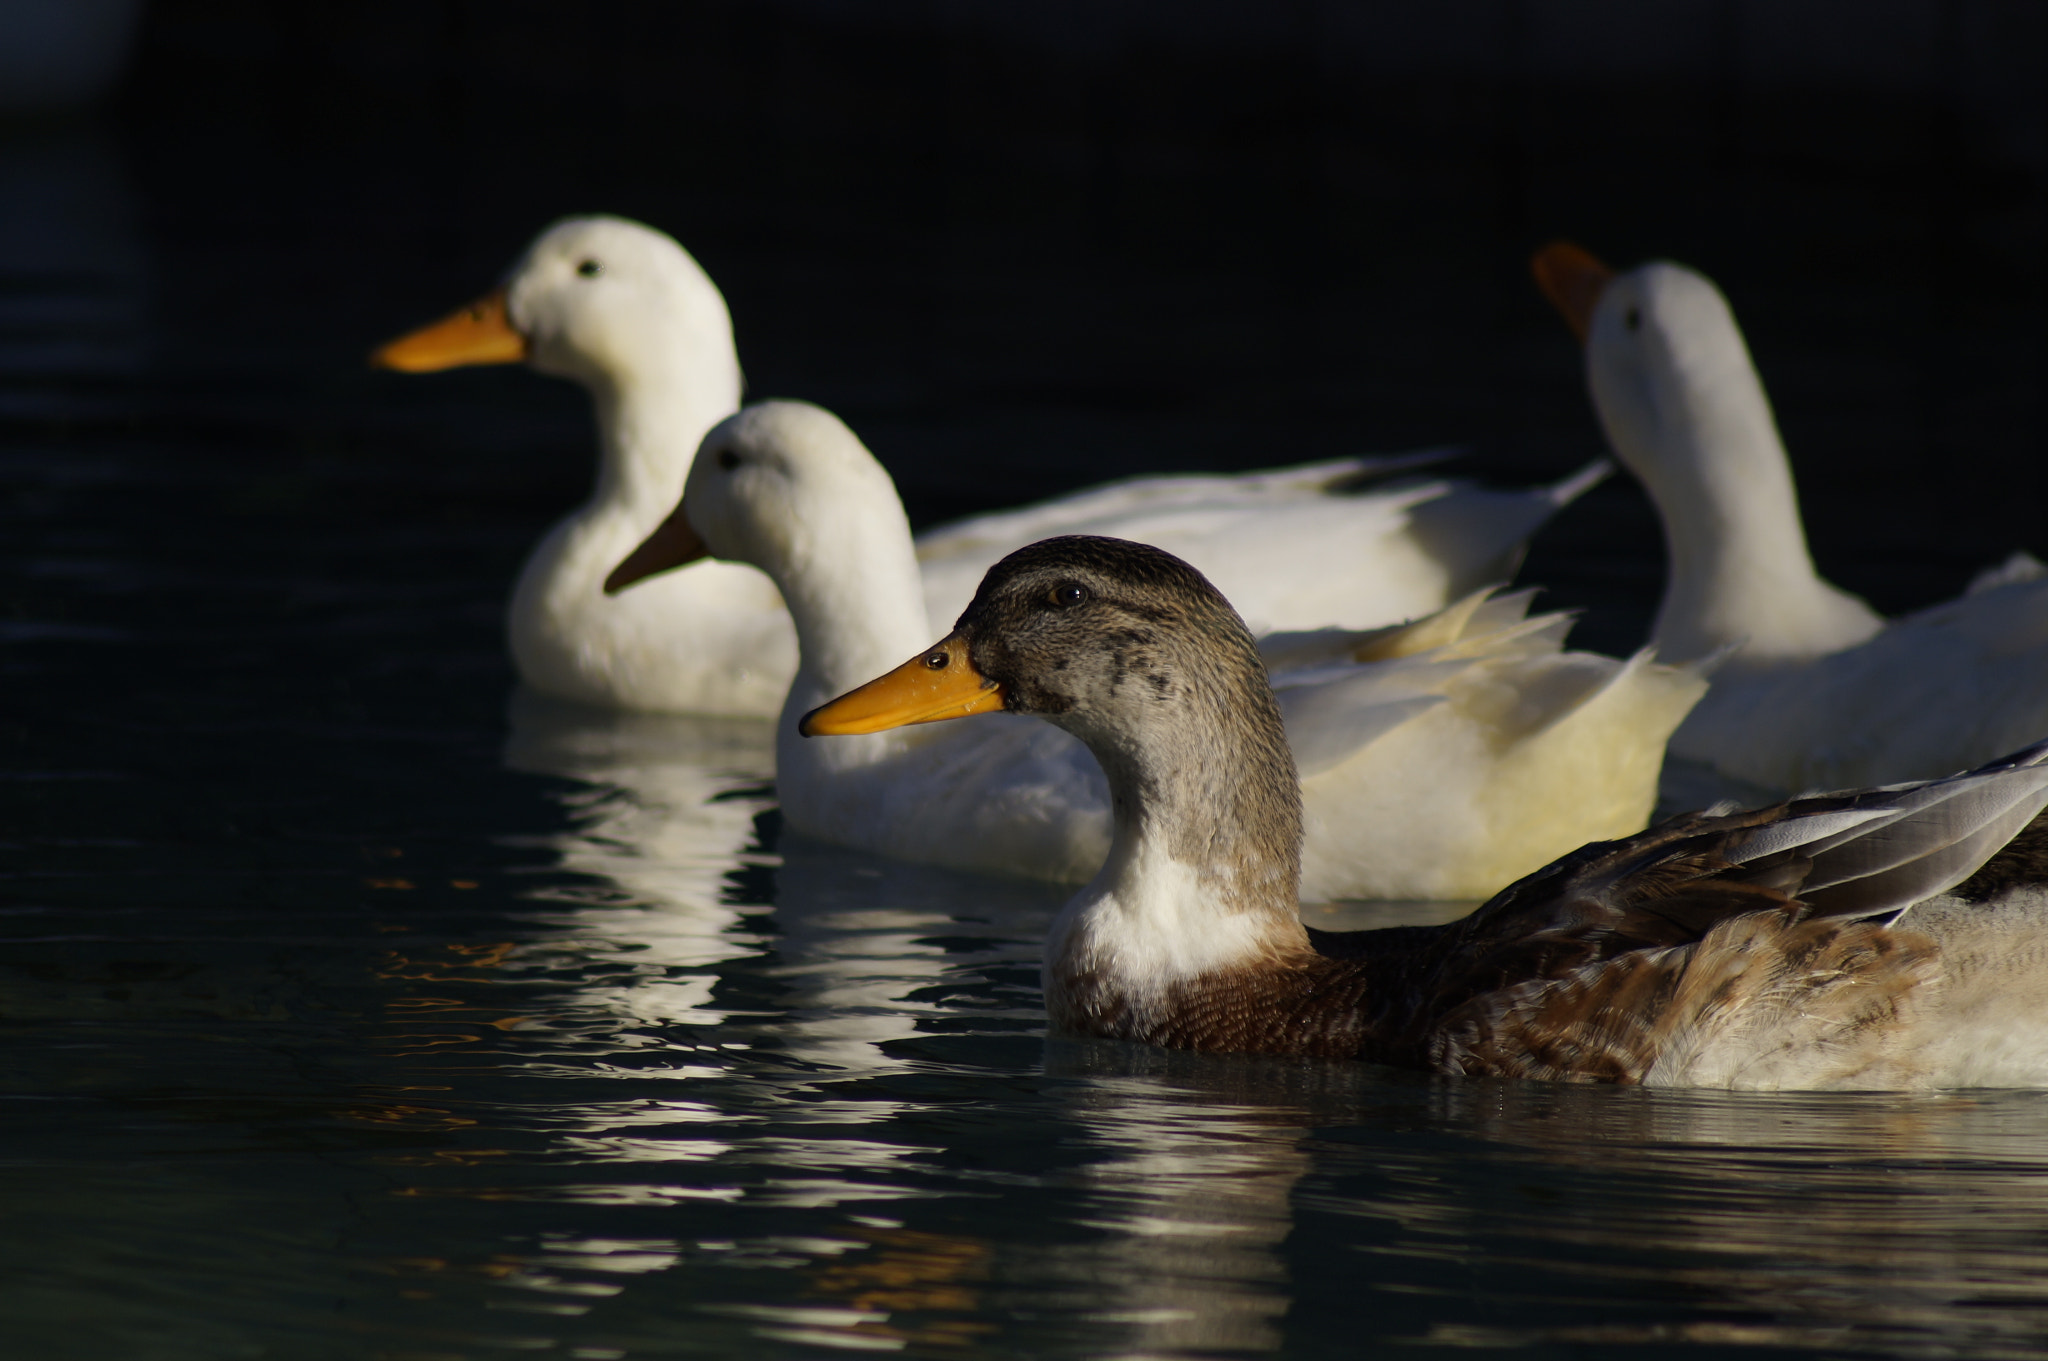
<box><xmin>1423</xmin><ymin>912</ymin><xmax>1937</xmax><ymax>1085</ymax></box>
<box><xmin>950</xmin><ymin>537</ymin><xmax>2048</xmax><ymax>1086</ymax></box>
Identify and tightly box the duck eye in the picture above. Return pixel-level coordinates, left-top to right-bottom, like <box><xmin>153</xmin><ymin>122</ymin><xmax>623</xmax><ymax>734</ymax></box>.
<box><xmin>716</xmin><ymin>449</ymin><xmax>741</xmax><ymax>471</ymax></box>
<box><xmin>576</xmin><ymin>259</ymin><xmax>604</xmax><ymax>278</ymax></box>
<box><xmin>1051</xmin><ymin>583</ymin><xmax>1089</xmax><ymax>608</ymax></box>
<box><xmin>922</xmin><ymin>650</ymin><xmax>950</xmax><ymax>670</ymax></box>
<box><xmin>1624</xmin><ymin>306</ymin><xmax>1641</xmax><ymax>332</ymax></box>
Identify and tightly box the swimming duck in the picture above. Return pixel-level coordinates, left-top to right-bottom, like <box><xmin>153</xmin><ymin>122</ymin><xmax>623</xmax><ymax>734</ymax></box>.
<box><xmin>803</xmin><ymin>535</ymin><xmax>2048</xmax><ymax>1088</ymax></box>
<box><xmin>373</xmin><ymin>214</ymin><xmax>1604</xmax><ymax>716</ymax></box>
<box><xmin>373</xmin><ymin>215</ymin><xmax>782</xmax><ymax>716</ymax></box>
<box><xmin>1534</xmin><ymin>241</ymin><xmax>2048</xmax><ymax>793</ymax></box>
<box><xmin>609</xmin><ymin>400</ymin><xmax>1707</xmax><ymax>900</ymax></box>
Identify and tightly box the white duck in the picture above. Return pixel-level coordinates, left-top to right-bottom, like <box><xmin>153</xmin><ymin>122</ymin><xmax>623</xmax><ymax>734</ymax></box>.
<box><xmin>609</xmin><ymin>399</ymin><xmax>1709</xmax><ymax>901</ymax></box>
<box><xmin>802</xmin><ymin>534</ymin><xmax>2048</xmax><ymax>1089</ymax></box>
<box><xmin>1535</xmin><ymin>242</ymin><xmax>2048</xmax><ymax>793</ymax></box>
<box><xmin>374</xmin><ymin>214</ymin><xmax>1605</xmax><ymax>717</ymax></box>
<box><xmin>374</xmin><ymin>215</ymin><xmax>782</xmax><ymax>716</ymax></box>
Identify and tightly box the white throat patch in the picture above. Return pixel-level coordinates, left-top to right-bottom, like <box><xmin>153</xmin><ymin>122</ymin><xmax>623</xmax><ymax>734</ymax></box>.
<box><xmin>1045</xmin><ymin>835</ymin><xmax>1289</xmax><ymax>1016</ymax></box>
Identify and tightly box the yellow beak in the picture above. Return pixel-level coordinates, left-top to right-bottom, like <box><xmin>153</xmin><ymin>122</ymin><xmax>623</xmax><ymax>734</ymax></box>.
<box><xmin>1530</xmin><ymin>241</ymin><xmax>1615</xmax><ymax>344</ymax></box>
<box><xmin>370</xmin><ymin>289</ymin><xmax>527</xmax><ymax>371</ymax></box>
<box><xmin>604</xmin><ymin>500</ymin><xmax>709</xmax><ymax>595</ymax></box>
<box><xmin>800</xmin><ymin>638</ymin><xmax>1007</xmax><ymax>736</ymax></box>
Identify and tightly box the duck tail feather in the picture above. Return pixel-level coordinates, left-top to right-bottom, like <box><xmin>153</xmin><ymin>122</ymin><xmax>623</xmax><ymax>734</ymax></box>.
<box><xmin>1545</xmin><ymin>457</ymin><xmax>1615</xmax><ymax>507</ymax></box>
<box><xmin>1726</xmin><ymin>742</ymin><xmax>2048</xmax><ymax>918</ymax></box>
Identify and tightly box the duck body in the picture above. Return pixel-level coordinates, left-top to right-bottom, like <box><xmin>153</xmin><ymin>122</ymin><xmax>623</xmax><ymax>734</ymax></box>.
<box><xmin>1674</xmin><ymin>572</ymin><xmax>2048</xmax><ymax>794</ymax></box>
<box><xmin>377</xmin><ymin>215</ymin><xmax>1603</xmax><ymax>717</ymax></box>
<box><xmin>913</xmin><ymin>455</ymin><xmax>1608</xmax><ymax>640</ymax></box>
<box><xmin>1276</xmin><ymin>607</ymin><xmax>1703</xmax><ymax>901</ymax></box>
<box><xmin>645</xmin><ymin>400</ymin><xmax>1705</xmax><ymax>901</ymax></box>
<box><xmin>497</xmin><ymin>231</ymin><xmax>797</xmax><ymax>715</ymax></box>
<box><xmin>804</xmin><ymin>535</ymin><xmax>2048</xmax><ymax>1089</ymax></box>
<box><xmin>1536</xmin><ymin>243</ymin><xmax>2048</xmax><ymax>792</ymax></box>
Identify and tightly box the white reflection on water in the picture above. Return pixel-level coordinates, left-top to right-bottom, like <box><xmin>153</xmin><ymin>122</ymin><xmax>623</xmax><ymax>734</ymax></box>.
<box><xmin>475</xmin><ymin>694</ymin><xmax>2048</xmax><ymax>1357</ymax></box>
<box><xmin>1051</xmin><ymin>1070</ymin><xmax>1312</xmax><ymax>1355</ymax></box>
<box><xmin>766</xmin><ymin>842</ymin><xmax>1053</xmax><ymax>1073</ymax></box>
<box><xmin>500</xmin><ymin>691</ymin><xmax>776</xmax><ymax>1032</ymax></box>
<box><xmin>498</xmin><ymin>689</ymin><xmax>1055</xmax><ymax>1087</ymax></box>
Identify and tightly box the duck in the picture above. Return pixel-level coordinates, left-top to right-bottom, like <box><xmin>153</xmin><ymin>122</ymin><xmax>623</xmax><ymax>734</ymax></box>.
<box><xmin>1533</xmin><ymin>241</ymin><xmax>2048</xmax><ymax>793</ymax></box>
<box><xmin>802</xmin><ymin>534</ymin><xmax>2048</xmax><ymax>1089</ymax></box>
<box><xmin>372</xmin><ymin>214</ymin><xmax>783</xmax><ymax>717</ymax></box>
<box><xmin>608</xmin><ymin>399</ymin><xmax>1708</xmax><ymax>901</ymax></box>
<box><xmin>373</xmin><ymin>214</ymin><xmax>1606</xmax><ymax>716</ymax></box>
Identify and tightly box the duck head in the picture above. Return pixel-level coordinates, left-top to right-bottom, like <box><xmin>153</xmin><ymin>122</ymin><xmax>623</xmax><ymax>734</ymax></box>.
<box><xmin>1531</xmin><ymin>242</ymin><xmax>1873</xmax><ymax>664</ymax></box>
<box><xmin>805</xmin><ymin>536</ymin><xmax>1255</xmax><ymax>732</ymax></box>
<box><xmin>372</xmin><ymin>215</ymin><xmax>738</xmax><ymax>398</ymax></box>
<box><xmin>1532</xmin><ymin>241</ymin><xmax>1783</xmax><ymax>502</ymax></box>
<box><xmin>604</xmin><ymin>400</ymin><xmax>916</xmax><ymax>595</ymax></box>
<box><xmin>605</xmin><ymin>401</ymin><xmax>933</xmax><ymax>702</ymax></box>
<box><xmin>805</xmin><ymin>535</ymin><xmax>1302</xmax><ymax>879</ymax></box>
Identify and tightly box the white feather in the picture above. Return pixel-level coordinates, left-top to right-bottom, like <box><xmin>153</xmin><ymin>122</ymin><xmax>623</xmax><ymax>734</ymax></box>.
<box><xmin>397</xmin><ymin>215</ymin><xmax>1610</xmax><ymax>716</ymax></box>
<box><xmin>1567</xmin><ymin>253</ymin><xmax>2048</xmax><ymax>793</ymax></box>
<box><xmin>687</xmin><ymin>400</ymin><xmax>1708</xmax><ymax>901</ymax></box>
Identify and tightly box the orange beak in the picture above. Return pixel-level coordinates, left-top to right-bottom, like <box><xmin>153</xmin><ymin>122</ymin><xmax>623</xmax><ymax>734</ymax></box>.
<box><xmin>1530</xmin><ymin>241</ymin><xmax>1615</xmax><ymax>344</ymax></box>
<box><xmin>370</xmin><ymin>288</ymin><xmax>527</xmax><ymax>371</ymax></box>
<box><xmin>604</xmin><ymin>500</ymin><xmax>709</xmax><ymax>595</ymax></box>
<box><xmin>799</xmin><ymin>637</ymin><xmax>1007</xmax><ymax>736</ymax></box>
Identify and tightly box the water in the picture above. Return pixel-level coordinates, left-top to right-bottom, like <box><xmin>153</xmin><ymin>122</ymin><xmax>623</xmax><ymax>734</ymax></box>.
<box><xmin>11</xmin><ymin>6</ymin><xmax>2048</xmax><ymax>1355</ymax></box>
<box><xmin>16</xmin><ymin>481</ymin><xmax>2048</xmax><ymax>1358</ymax></box>
<box><xmin>17</xmin><ymin>706</ymin><xmax>2048</xmax><ymax>1361</ymax></box>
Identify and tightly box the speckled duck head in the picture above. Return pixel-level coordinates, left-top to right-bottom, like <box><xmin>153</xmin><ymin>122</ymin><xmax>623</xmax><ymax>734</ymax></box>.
<box><xmin>805</xmin><ymin>535</ymin><xmax>1300</xmax><ymax>881</ymax></box>
<box><xmin>804</xmin><ymin>535</ymin><xmax>1319</xmax><ymax>1044</ymax></box>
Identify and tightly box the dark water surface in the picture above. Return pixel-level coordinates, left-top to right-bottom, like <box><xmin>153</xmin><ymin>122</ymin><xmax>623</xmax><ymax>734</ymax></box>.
<box><xmin>10</xmin><ymin>3</ymin><xmax>2048</xmax><ymax>1357</ymax></box>
<box><xmin>18</xmin><ymin>575</ymin><xmax>2048</xmax><ymax>1361</ymax></box>
<box><xmin>16</xmin><ymin>325</ymin><xmax>2048</xmax><ymax>1361</ymax></box>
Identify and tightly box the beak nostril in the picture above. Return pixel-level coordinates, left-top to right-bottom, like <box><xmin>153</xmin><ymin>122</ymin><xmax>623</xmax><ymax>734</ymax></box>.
<box><xmin>923</xmin><ymin>651</ymin><xmax>949</xmax><ymax>670</ymax></box>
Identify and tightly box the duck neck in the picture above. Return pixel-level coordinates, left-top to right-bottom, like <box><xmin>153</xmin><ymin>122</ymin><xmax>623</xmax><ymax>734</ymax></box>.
<box><xmin>1046</xmin><ymin>645</ymin><xmax>1312</xmax><ymax>1035</ymax></box>
<box><xmin>1628</xmin><ymin>356</ymin><xmax>1881</xmax><ymax>665</ymax></box>
<box><xmin>770</xmin><ymin>499</ymin><xmax>935</xmax><ymax>718</ymax></box>
<box><xmin>587</xmin><ymin>351</ymin><xmax>742</xmax><ymax>527</ymax></box>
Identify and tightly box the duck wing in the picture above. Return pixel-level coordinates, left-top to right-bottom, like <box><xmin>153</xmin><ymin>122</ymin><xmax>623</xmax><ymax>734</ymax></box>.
<box><xmin>1380</xmin><ymin>740</ymin><xmax>2048</xmax><ymax>1083</ymax></box>
<box><xmin>915</xmin><ymin>457</ymin><xmax>1605</xmax><ymax>637</ymax></box>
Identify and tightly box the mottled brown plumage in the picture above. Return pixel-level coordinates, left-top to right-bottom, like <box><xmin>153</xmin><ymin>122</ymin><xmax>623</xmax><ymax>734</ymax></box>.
<box><xmin>912</xmin><ymin>535</ymin><xmax>2048</xmax><ymax>1088</ymax></box>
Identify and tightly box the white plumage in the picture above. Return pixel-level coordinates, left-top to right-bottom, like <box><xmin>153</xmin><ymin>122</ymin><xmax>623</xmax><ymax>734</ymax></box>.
<box><xmin>644</xmin><ymin>399</ymin><xmax>1707</xmax><ymax>900</ymax></box>
<box><xmin>1538</xmin><ymin>243</ymin><xmax>2048</xmax><ymax>793</ymax></box>
<box><xmin>379</xmin><ymin>214</ymin><xmax>1606</xmax><ymax>716</ymax></box>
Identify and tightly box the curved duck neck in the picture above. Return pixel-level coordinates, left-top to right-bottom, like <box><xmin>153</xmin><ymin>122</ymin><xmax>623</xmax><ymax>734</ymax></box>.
<box><xmin>1046</xmin><ymin>640</ymin><xmax>1310</xmax><ymax>1026</ymax></box>
<box><xmin>586</xmin><ymin>349</ymin><xmax>743</xmax><ymax>526</ymax></box>
<box><xmin>768</xmin><ymin>497</ymin><xmax>935</xmax><ymax>719</ymax></box>
<box><xmin>1624</xmin><ymin>351</ymin><xmax>1883</xmax><ymax>666</ymax></box>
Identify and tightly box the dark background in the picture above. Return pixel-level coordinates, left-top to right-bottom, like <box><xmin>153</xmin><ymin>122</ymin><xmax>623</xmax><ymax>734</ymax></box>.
<box><xmin>9</xmin><ymin>0</ymin><xmax>2048</xmax><ymax>666</ymax></box>
<box><xmin>5</xmin><ymin>10</ymin><xmax>2048</xmax><ymax>1353</ymax></box>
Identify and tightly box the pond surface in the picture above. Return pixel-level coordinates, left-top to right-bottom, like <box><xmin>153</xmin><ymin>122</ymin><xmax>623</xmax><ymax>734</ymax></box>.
<box><xmin>10</xmin><ymin>9</ymin><xmax>2048</xmax><ymax>1354</ymax></box>
<box><xmin>15</xmin><ymin>400</ymin><xmax>2048</xmax><ymax>1360</ymax></box>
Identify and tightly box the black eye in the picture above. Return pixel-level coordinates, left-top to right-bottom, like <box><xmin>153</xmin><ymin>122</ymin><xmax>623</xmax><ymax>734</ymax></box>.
<box><xmin>1051</xmin><ymin>583</ymin><xmax>1089</xmax><ymax>608</ymax></box>
<box><xmin>577</xmin><ymin>259</ymin><xmax>604</xmax><ymax>278</ymax></box>
<box><xmin>716</xmin><ymin>449</ymin><xmax>741</xmax><ymax>471</ymax></box>
<box><xmin>1624</xmin><ymin>307</ymin><xmax>1641</xmax><ymax>332</ymax></box>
